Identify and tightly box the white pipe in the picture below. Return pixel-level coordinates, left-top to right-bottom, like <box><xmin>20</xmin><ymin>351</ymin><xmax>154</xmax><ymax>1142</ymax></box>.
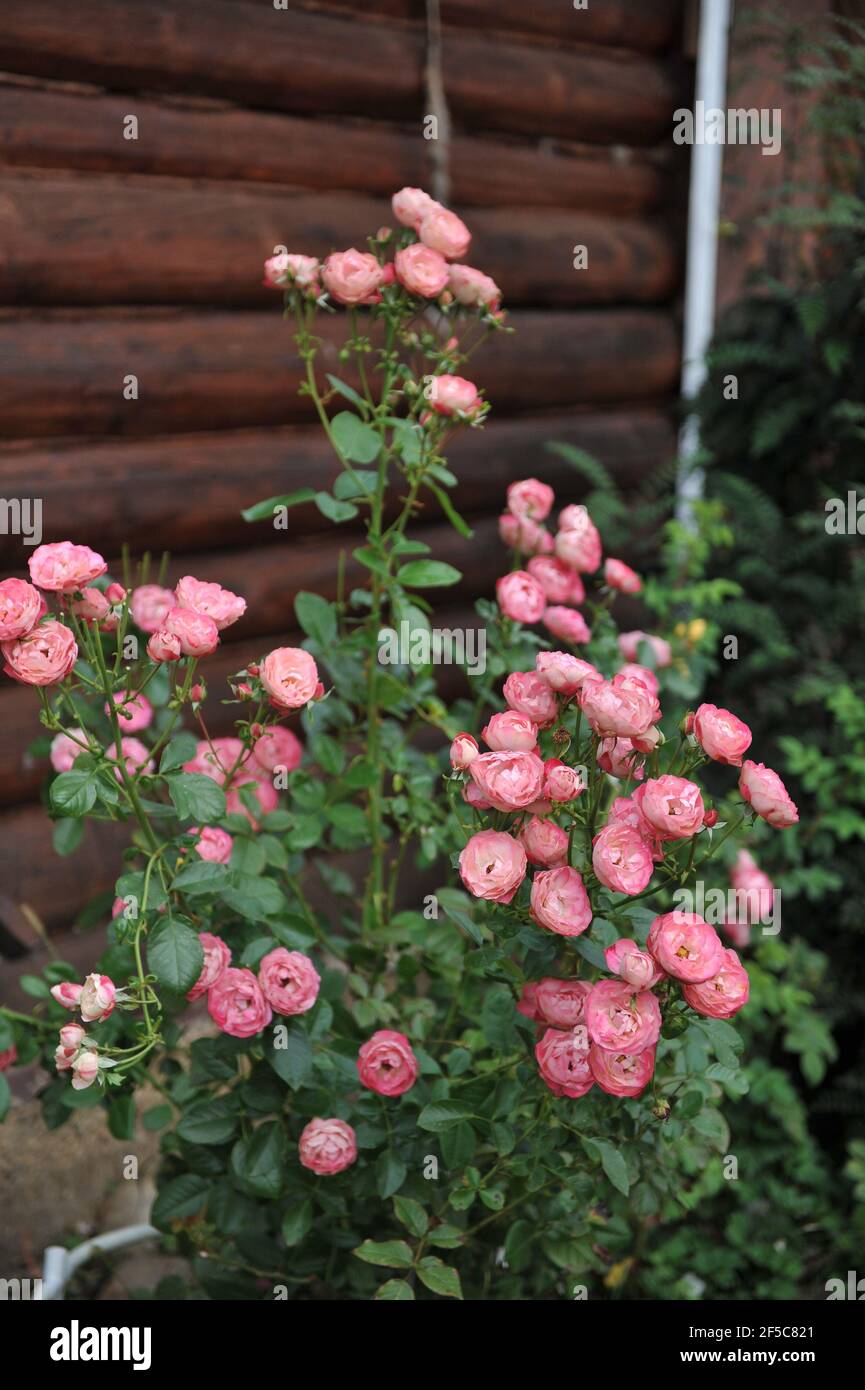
<box><xmin>676</xmin><ymin>0</ymin><xmax>732</xmax><ymax>526</ymax></box>
<box><xmin>41</xmin><ymin>1223</ymin><xmax>159</xmax><ymax>1300</ymax></box>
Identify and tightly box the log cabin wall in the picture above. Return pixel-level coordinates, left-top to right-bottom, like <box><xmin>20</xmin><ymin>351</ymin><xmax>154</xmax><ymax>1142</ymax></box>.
<box><xmin>0</xmin><ymin>0</ymin><xmax>688</xmax><ymax>934</ymax></box>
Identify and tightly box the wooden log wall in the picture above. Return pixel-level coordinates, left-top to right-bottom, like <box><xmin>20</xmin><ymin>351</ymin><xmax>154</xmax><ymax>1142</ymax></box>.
<box><xmin>0</xmin><ymin>0</ymin><xmax>687</xmax><ymax>936</ymax></box>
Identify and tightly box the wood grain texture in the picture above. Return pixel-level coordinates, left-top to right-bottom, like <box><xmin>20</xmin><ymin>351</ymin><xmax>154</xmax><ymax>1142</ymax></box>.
<box><xmin>0</xmin><ymin>308</ymin><xmax>679</xmax><ymax>437</ymax></box>
<box><xmin>0</xmin><ymin>83</ymin><xmax>667</xmax><ymax>215</ymax></box>
<box><xmin>0</xmin><ymin>409</ymin><xmax>675</xmax><ymax>563</ymax></box>
<box><xmin>0</xmin><ymin>0</ymin><xmax>679</xmax><ymax>143</ymax></box>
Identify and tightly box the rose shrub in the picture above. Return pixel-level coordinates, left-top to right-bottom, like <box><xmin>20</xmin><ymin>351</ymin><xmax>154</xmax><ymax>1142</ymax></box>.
<box><xmin>0</xmin><ymin>190</ymin><xmax>804</xmax><ymax>1301</ymax></box>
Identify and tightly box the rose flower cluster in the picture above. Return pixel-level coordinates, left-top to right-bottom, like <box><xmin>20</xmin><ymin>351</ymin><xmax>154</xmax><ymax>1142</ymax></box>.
<box><xmin>264</xmin><ymin>184</ymin><xmax>503</xmax><ymax>422</ymax></box>
<box><xmin>449</xmin><ymin>480</ymin><xmax>799</xmax><ymax>1103</ymax></box>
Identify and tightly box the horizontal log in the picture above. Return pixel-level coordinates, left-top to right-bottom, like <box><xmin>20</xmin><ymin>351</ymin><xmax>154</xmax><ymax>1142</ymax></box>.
<box><xmin>0</xmin><ymin>0</ymin><xmax>679</xmax><ymax>144</ymax></box>
<box><xmin>0</xmin><ymin>174</ymin><xmax>678</xmax><ymax>309</ymax></box>
<box><xmin>286</xmin><ymin>1</ymin><xmax>684</xmax><ymax>53</ymax></box>
<box><xmin>0</xmin><ymin>308</ymin><xmax>679</xmax><ymax>437</ymax></box>
<box><xmin>0</xmin><ymin>82</ymin><xmax>667</xmax><ymax>215</ymax></box>
<box><xmin>0</xmin><ymin>409</ymin><xmax>675</xmax><ymax>562</ymax></box>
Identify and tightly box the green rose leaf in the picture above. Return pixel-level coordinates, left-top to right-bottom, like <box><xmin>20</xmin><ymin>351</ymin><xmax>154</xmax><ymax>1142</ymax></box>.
<box><xmin>147</xmin><ymin>916</ymin><xmax>204</xmax><ymax>994</ymax></box>
<box><xmin>231</xmin><ymin>1122</ymin><xmax>285</xmax><ymax>1199</ymax></box>
<box><xmin>397</xmin><ymin>560</ymin><xmax>462</xmax><ymax>588</ymax></box>
<box><xmin>242</xmin><ymin>488</ymin><xmax>316</xmax><ymax>522</ymax></box>
<box><xmin>151</xmin><ymin>1174</ymin><xmax>210</xmax><ymax>1229</ymax></box>
<box><xmin>331</xmin><ymin>410</ymin><xmax>381</xmax><ymax>464</ymax></box>
<box><xmin>353</xmin><ymin>1239</ymin><xmax>414</xmax><ymax>1269</ymax></box>
<box><xmin>374</xmin><ymin>1279</ymin><xmax>415</xmax><ymax>1300</ymax></box>
<box><xmin>416</xmin><ymin>1256</ymin><xmax>463</xmax><ymax>1299</ymax></box>
<box><xmin>167</xmin><ymin>773</ymin><xmax>227</xmax><ymax>826</ymax></box>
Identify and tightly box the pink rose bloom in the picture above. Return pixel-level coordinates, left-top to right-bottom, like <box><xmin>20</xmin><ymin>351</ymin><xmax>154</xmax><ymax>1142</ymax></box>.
<box><xmin>392</xmin><ymin>186</ymin><xmax>436</xmax><ymax>228</ymax></box>
<box><xmin>507</xmin><ymin>479</ymin><xmax>554</xmax><ymax>522</ymax></box>
<box><xmin>503</xmin><ymin>670</ymin><xmax>559</xmax><ymax>728</ymax></box>
<box><xmin>185</xmin><ymin>736</ymin><xmax>248</xmax><ymax>784</ymax></box>
<box><xmin>517</xmin><ymin>982</ymin><xmax>539</xmax><ymax>1020</ymax></box>
<box><xmin>633</xmin><ymin>775</ymin><xmax>704</xmax><ymax>842</ymax></box>
<box><xmin>109</xmin><ymin>736</ymin><xmax>153</xmax><ymax>782</ymax></box>
<box><xmin>482</xmin><ymin>710</ymin><xmax>538</xmax><ymax>753</ymax></box>
<box><xmin>519</xmin><ymin>815</ymin><xmax>569</xmax><ymax>868</ymax></box>
<box><xmin>527</xmin><ymin>555</ymin><xmax>576</xmax><ymax>603</ymax></box>
<box><xmin>193</xmin><ymin>825</ymin><xmax>233</xmax><ymax>864</ymax></box>
<box><xmin>250</xmin><ymin>725</ymin><xmax>303</xmax><ymax>776</ymax></box>
<box><xmin>224</xmin><ymin>771</ymin><xmax>279</xmax><ymax>827</ymax></box>
<box><xmin>263</xmin><ymin>252</ymin><xmax>320</xmax><ymax>292</ymax></box>
<box><xmin>71</xmin><ymin>588</ymin><xmax>110</xmax><ymax>623</ymax></box>
<box><xmin>730</xmin><ymin>849</ymin><xmax>774</xmax><ymax>922</ymax></box>
<box><xmin>162</xmin><ymin>606</ymin><xmax>219</xmax><ymax>657</ymax></box>
<box><xmin>530</xmin><ymin>866</ymin><xmax>592</xmax><ymax>937</ymax></box>
<box><xmin>0</xmin><ymin>1044</ymin><xmax>17</xmax><ymax>1071</ymax></box>
<box><xmin>535</xmin><ymin>1026</ymin><xmax>594</xmax><ymax>1098</ymax></box>
<box><xmin>0</xmin><ymin>577</ymin><xmax>46</xmax><ymax>640</ymax></box>
<box><xmin>450</xmin><ymin>732</ymin><xmax>479</xmax><ymax>768</ymax></box>
<box><xmin>592</xmin><ymin>821</ymin><xmax>654</xmax><ymax>896</ymax></box>
<box><xmin>694</xmin><ymin>703</ymin><xmax>752</xmax><ymax>766</ymax></box>
<box><xmin>50</xmin><ymin>728</ymin><xmax>86</xmax><ymax>773</ymax></box>
<box><xmin>59</xmin><ymin>1023</ymin><xmax>86</xmax><ymax>1051</ymax></box>
<box><xmin>259</xmin><ymin>947</ymin><xmax>320</xmax><ymax>1016</ymax></box>
<box><xmin>739</xmin><ymin>760</ymin><xmax>799</xmax><ymax>828</ymax></box>
<box><xmin>554</xmin><ymin>511</ymin><xmax>602</xmax><ymax>573</ymax></box>
<box><xmin>543</xmin><ymin>758</ymin><xmax>584</xmax><ymax>802</ymax></box>
<box><xmin>683</xmin><ymin>948</ymin><xmax>749</xmax><ymax>1019</ymax></box>
<box><xmin>50</xmin><ymin>981</ymin><xmax>83</xmax><ymax>1010</ymax></box>
<box><xmin>459</xmin><ymin>829</ymin><xmax>527</xmax><ymax>903</ymax></box>
<box><xmin>579</xmin><ymin>673</ymin><xmax>660</xmax><ymax>741</ymax></box>
<box><xmin>604</xmin><ymin>939</ymin><xmax>664</xmax><ymax>990</ymax></box>
<box><xmin>105</xmin><ymin>691</ymin><xmax>153</xmax><ymax>733</ymax></box>
<box><xmin>299</xmin><ymin>1117</ymin><xmax>357</xmax><ymax>1176</ymax></box>
<box><xmin>447</xmin><ymin>263</ymin><xmax>501</xmax><ymax>310</ymax></box>
<box><xmin>535</xmin><ymin>978</ymin><xmax>592</xmax><ymax>1030</ymax></box>
<box><xmin>175</xmin><ymin>576</ymin><xmax>246</xmax><ymax>631</ymax></box>
<box><xmin>586</xmin><ymin>979</ymin><xmax>661</xmax><ymax>1054</ymax></box>
<box><xmin>463</xmin><ymin>780</ymin><xmax>491</xmax><ymax>811</ymax></box>
<box><xmin>617</xmin><ymin>662</ymin><xmax>659</xmax><ymax>698</ymax></box>
<box><xmin>618</xmin><ymin>631</ymin><xmax>672</xmax><ymax>667</ymax></box>
<box><xmin>260</xmin><ymin>646</ymin><xmax>319</xmax><ymax>710</ymax></box>
<box><xmin>589</xmin><ymin>1043</ymin><xmax>655</xmax><ymax>1097</ymax></box>
<box><xmin>542</xmin><ymin>606</ymin><xmax>591</xmax><ymax>644</ymax></box>
<box><xmin>647</xmin><ymin>912</ymin><xmax>724</xmax><ymax>983</ymax></box>
<box><xmin>131</xmin><ymin>584</ymin><xmax>174</xmax><ymax>633</ymax></box>
<box><xmin>55</xmin><ymin>1040</ymin><xmax>78</xmax><ymax>1072</ymax></box>
<box><xmin>419</xmin><ymin>205</ymin><xmax>471</xmax><ymax>259</ymax></box>
<box><xmin>357</xmin><ymin>1029</ymin><xmax>419</xmax><ymax>1097</ymax></box>
<box><xmin>147</xmin><ymin>629</ymin><xmax>182</xmax><ymax>662</ymax></box>
<box><xmin>496</xmin><ymin>570</ymin><xmax>546</xmax><ymax>625</ymax></box>
<box><xmin>79</xmin><ymin>973</ymin><xmax>116</xmax><ymax>1023</ymax></box>
<box><xmin>2</xmin><ymin>619</ymin><xmax>77</xmax><ymax>686</ymax></box>
<box><xmin>71</xmin><ymin>1049</ymin><xmax>100</xmax><ymax>1090</ymax></box>
<box><xmin>28</xmin><ymin>541</ymin><xmax>106</xmax><ymax>593</ymax></box>
<box><xmin>207</xmin><ymin>967</ymin><xmax>272</xmax><ymax>1038</ymax></box>
<box><xmin>394</xmin><ymin>242</ymin><xmax>449</xmax><ymax>297</ymax></box>
<box><xmin>322</xmin><ymin>248</ymin><xmax>384</xmax><ymax>306</ymax></box>
<box><xmin>536</xmin><ymin>651</ymin><xmax>599</xmax><ymax>697</ymax></box>
<box><xmin>498</xmin><ymin>513</ymin><xmax>548</xmax><ymax>555</ymax></box>
<box><xmin>598</xmin><ymin>736</ymin><xmax>644</xmax><ymax>781</ymax></box>
<box><xmin>604</xmin><ymin>557</ymin><xmax>642</xmax><ymax>594</ymax></box>
<box><xmin>428</xmin><ymin>374</ymin><xmax>480</xmax><ymax>417</ymax></box>
<box><xmin>470</xmin><ymin>750</ymin><xmax>545</xmax><ymax>812</ymax></box>
<box><xmin>187</xmin><ymin>932</ymin><xmax>232</xmax><ymax>1001</ymax></box>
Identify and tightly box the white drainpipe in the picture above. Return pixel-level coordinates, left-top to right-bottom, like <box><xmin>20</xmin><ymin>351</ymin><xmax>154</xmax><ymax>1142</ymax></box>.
<box><xmin>676</xmin><ymin>0</ymin><xmax>733</xmax><ymax>525</ymax></box>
